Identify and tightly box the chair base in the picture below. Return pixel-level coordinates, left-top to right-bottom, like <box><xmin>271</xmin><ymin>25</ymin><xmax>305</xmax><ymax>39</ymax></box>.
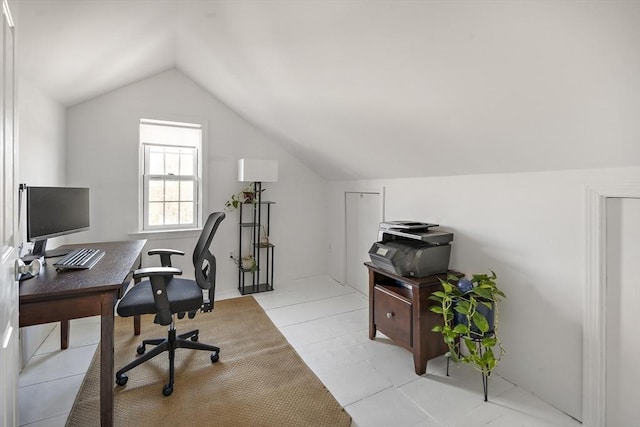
<box><xmin>115</xmin><ymin>327</ymin><xmax>220</xmax><ymax>396</ymax></box>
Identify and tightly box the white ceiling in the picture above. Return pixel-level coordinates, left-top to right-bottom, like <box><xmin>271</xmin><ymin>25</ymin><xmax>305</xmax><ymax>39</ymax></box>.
<box><xmin>17</xmin><ymin>0</ymin><xmax>640</xmax><ymax>180</ymax></box>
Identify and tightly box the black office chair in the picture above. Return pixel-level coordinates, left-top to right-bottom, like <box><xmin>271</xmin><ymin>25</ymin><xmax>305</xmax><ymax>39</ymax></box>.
<box><xmin>115</xmin><ymin>212</ymin><xmax>225</xmax><ymax>396</ymax></box>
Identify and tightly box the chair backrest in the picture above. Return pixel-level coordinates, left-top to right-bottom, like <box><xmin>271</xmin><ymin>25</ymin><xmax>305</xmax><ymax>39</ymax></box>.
<box><xmin>193</xmin><ymin>212</ymin><xmax>225</xmax><ymax>292</ymax></box>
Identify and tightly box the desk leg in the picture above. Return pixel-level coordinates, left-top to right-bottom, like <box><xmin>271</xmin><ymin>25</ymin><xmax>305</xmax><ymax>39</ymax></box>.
<box><xmin>134</xmin><ymin>315</ymin><xmax>141</xmax><ymax>336</ymax></box>
<box><xmin>100</xmin><ymin>293</ymin><xmax>115</xmax><ymax>427</ymax></box>
<box><xmin>368</xmin><ymin>269</ymin><xmax>377</xmax><ymax>340</ymax></box>
<box><xmin>60</xmin><ymin>320</ymin><xmax>69</xmax><ymax>349</ymax></box>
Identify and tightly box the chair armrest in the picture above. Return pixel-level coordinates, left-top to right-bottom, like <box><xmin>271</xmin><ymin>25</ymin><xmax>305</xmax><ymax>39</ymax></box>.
<box><xmin>132</xmin><ymin>267</ymin><xmax>182</xmax><ymax>326</ymax></box>
<box><xmin>148</xmin><ymin>249</ymin><xmax>185</xmax><ymax>267</ymax></box>
<box><xmin>133</xmin><ymin>266</ymin><xmax>182</xmax><ymax>280</ymax></box>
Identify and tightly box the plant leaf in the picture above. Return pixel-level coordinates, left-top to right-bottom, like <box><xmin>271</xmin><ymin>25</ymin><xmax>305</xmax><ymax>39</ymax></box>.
<box><xmin>441</xmin><ymin>281</ymin><xmax>454</xmax><ymax>293</ymax></box>
<box><xmin>472</xmin><ymin>312</ymin><xmax>489</xmax><ymax>333</ymax></box>
<box><xmin>464</xmin><ymin>338</ymin><xmax>477</xmax><ymax>355</ymax></box>
<box><xmin>453</xmin><ymin>324</ymin><xmax>468</xmax><ymax>334</ymax></box>
<box><xmin>472</xmin><ymin>287</ymin><xmax>492</xmax><ymax>300</ymax></box>
<box><xmin>481</xmin><ymin>337</ymin><xmax>497</xmax><ymax>347</ymax></box>
<box><xmin>455</xmin><ymin>300</ymin><xmax>471</xmax><ymax>315</ymax></box>
<box><xmin>479</xmin><ymin>300</ymin><xmax>493</xmax><ymax>309</ymax></box>
<box><xmin>430</xmin><ymin>306</ymin><xmax>444</xmax><ymax>314</ymax></box>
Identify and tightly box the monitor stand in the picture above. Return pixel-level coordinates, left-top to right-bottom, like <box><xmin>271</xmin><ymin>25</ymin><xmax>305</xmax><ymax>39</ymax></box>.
<box><xmin>31</xmin><ymin>240</ymin><xmax>71</xmax><ymax>258</ymax></box>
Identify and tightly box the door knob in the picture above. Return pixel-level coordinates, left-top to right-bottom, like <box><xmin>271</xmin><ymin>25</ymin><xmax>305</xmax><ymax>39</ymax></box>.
<box><xmin>15</xmin><ymin>257</ymin><xmax>43</xmax><ymax>281</ymax></box>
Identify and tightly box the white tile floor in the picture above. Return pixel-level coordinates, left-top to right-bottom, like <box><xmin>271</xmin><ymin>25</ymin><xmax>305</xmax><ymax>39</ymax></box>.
<box><xmin>18</xmin><ymin>275</ymin><xmax>581</xmax><ymax>427</ymax></box>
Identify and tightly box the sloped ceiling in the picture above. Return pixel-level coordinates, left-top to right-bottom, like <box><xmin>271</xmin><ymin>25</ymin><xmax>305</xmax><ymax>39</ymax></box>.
<box><xmin>17</xmin><ymin>0</ymin><xmax>640</xmax><ymax>180</ymax></box>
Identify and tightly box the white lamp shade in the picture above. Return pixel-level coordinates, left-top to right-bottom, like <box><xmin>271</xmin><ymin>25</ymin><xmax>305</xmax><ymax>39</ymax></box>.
<box><xmin>238</xmin><ymin>159</ymin><xmax>278</xmax><ymax>182</ymax></box>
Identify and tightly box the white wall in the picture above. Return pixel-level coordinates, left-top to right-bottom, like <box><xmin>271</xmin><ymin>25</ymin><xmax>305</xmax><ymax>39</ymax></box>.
<box><xmin>65</xmin><ymin>68</ymin><xmax>327</xmax><ymax>291</ymax></box>
<box><xmin>18</xmin><ymin>78</ymin><xmax>66</xmax><ymax>190</ymax></box>
<box><xmin>327</xmin><ymin>166</ymin><xmax>640</xmax><ymax>421</ymax></box>
<box><xmin>17</xmin><ymin>77</ymin><xmax>67</xmax><ymax>366</ymax></box>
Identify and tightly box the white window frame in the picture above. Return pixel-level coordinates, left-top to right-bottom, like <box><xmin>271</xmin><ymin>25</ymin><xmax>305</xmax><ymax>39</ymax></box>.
<box><xmin>139</xmin><ymin>118</ymin><xmax>203</xmax><ymax>232</ymax></box>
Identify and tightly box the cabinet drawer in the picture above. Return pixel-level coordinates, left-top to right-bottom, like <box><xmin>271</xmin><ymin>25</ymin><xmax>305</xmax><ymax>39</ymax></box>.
<box><xmin>374</xmin><ymin>286</ymin><xmax>412</xmax><ymax>348</ymax></box>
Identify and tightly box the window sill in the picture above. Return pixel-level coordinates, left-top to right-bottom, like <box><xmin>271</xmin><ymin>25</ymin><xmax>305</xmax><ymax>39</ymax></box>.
<box><xmin>129</xmin><ymin>228</ymin><xmax>202</xmax><ymax>240</ymax></box>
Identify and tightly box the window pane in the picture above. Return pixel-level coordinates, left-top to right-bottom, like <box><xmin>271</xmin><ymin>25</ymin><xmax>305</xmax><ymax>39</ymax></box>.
<box><xmin>165</xmin><ymin>153</ymin><xmax>180</xmax><ymax>175</ymax></box>
<box><xmin>165</xmin><ymin>181</ymin><xmax>179</xmax><ymax>201</ymax></box>
<box><xmin>180</xmin><ymin>153</ymin><xmax>193</xmax><ymax>175</ymax></box>
<box><xmin>149</xmin><ymin>150</ymin><xmax>165</xmax><ymax>174</ymax></box>
<box><xmin>165</xmin><ymin>202</ymin><xmax>179</xmax><ymax>224</ymax></box>
<box><xmin>180</xmin><ymin>181</ymin><xmax>194</xmax><ymax>201</ymax></box>
<box><xmin>180</xmin><ymin>202</ymin><xmax>193</xmax><ymax>224</ymax></box>
<box><xmin>149</xmin><ymin>180</ymin><xmax>164</xmax><ymax>202</ymax></box>
<box><xmin>148</xmin><ymin>202</ymin><xmax>164</xmax><ymax>226</ymax></box>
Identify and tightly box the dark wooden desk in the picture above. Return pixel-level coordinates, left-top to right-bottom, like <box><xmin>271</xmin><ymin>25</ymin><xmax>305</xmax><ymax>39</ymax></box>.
<box><xmin>366</xmin><ymin>262</ymin><xmax>462</xmax><ymax>375</ymax></box>
<box><xmin>19</xmin><ymin>240</ymin><xmax>146</xmax><ymax>427</ymax></box>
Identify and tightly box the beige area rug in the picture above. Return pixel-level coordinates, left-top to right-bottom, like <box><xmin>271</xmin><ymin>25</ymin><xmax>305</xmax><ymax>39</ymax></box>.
<box><xmin>66</xmin><ymin>296</ymin><xmax>351</xmax><ymax>426</ymax></box>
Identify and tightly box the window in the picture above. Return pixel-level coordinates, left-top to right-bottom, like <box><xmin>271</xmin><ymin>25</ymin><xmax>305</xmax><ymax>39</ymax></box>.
<box><xmin>140</xmin><ymin>119</ymin><xmax>202</xmax><ymax>231</ymax></box>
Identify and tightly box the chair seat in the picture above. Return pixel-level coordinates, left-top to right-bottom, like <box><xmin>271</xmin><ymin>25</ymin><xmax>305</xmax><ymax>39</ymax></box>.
<box><xmin>117</xmin><ymin>277</ymin><xmax>203</xmax><ymax>318</ymax></box>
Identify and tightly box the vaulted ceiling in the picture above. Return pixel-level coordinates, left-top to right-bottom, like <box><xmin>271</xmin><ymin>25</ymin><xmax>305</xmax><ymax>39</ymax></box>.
<box><xmin>17</xmin><ymin>0</ymin><xmax>640</xmax><ymax>180</ymax></box>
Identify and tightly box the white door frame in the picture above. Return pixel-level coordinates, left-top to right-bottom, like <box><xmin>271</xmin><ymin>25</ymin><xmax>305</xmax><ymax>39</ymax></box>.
<box><xmin>584</xmin><ymin>183</ymin><xmax>640</xmax><ymax>426</ymax></box>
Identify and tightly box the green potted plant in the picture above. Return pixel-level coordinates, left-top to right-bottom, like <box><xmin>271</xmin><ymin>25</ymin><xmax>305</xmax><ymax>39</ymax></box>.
<box><xmin>240</xmin><ymin>255</ymin><xmax>257</xmax><ymax>272</ymax></box>
<box><xmin>224</xmin><ymin>183</ymin><xmax>265</xmax><ymax>212</ymax></box>
<box><xmin>429</xmin><ymin>271</ymin><xmax>506</xmax><ymax>401</ymax></box>
<box><xmin>230</xmin><ymin>254</ymin><xmax>257</xmax><ymax>272</ymax></box>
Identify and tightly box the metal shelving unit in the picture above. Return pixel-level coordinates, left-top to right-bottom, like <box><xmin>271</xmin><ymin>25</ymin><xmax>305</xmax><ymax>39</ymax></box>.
<box><xmin>237</xmin><ymin>197</ymin><xmax>275</xmax><ymax>295</ymax></box>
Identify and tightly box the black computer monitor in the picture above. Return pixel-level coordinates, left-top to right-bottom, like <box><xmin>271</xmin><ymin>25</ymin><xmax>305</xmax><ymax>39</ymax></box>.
<box><xmin>26</xmin><ymin>186</ymin><xmax>90</xmax><ymax>257</ymax></box>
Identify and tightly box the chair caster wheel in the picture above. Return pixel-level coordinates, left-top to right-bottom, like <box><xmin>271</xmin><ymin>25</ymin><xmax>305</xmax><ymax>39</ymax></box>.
<box><xmin>137</xmin><ymin>344</ymin><xmax>145</xmax><ymax>355</ymax></box>
<box><xmin>116</xmin><ymin>375</ymin><xmax>128</xmax><ymax>386</ymax></box>
<box><xmin>191</xmin><ymin>334</ymin><xmax>198</xmax><ymax>342</ymax></box>
<box><xmin>211</xmin><ymin>352</ymin><xmax>219</xmax><ymax>363</ymax></box>
<box><xmin>162</xmin><ymin>383</ymin><xmax>173</xmax><ymax>396</ymax></box>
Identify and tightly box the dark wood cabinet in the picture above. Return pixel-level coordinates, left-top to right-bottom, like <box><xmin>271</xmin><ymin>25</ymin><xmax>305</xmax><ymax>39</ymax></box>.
<box><xmin>366</xmin><ymin>262</ymin><xmax>462</xmax><ymax>375</ymax></box>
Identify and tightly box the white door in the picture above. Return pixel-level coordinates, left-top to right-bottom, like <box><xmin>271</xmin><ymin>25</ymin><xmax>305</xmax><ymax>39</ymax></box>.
<box><xmin>1</xmin><ymin>1</ymin><xmax>18</xmax><ymax>425</ymax></box>
<box><xmin>345</xmin><ymin>191</ymin><xmax>383</xmax><ymax>295</ymax></box>
<box><xmin>605</xmin><ymin>197</ymin><xmax>640</xmax><ymax>427</ymax></box>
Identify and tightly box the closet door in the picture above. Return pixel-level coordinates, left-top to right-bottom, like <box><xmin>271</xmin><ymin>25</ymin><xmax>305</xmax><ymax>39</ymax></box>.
<box><xmin>345</xmin><ymin>191</ymin><xmax>382</xmax><ymax>295</ymax></box>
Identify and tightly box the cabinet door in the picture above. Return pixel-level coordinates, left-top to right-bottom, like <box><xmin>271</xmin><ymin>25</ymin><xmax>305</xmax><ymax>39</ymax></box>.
<box><xmin>373</xmin><ymin>287</ymin><xmax>412</xmax><ymax>349</ymax></box>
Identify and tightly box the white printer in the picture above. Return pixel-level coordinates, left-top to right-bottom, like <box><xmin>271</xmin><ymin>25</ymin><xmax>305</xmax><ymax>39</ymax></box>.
<box><xmin>368</xmin><ymin>221</ymin><xmax>453</xmax><ymax>278</ymax></box>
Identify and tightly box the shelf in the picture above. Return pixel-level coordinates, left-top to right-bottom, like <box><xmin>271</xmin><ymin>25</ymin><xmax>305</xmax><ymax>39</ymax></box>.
<box><xmin>242</xmin><ymin>201</ymin><xmax>276</xmax><ymax>205</ymax></box>
<box><xmin>239</xmin><ymin>282</ymin><xmax>273</xmax><ymax>295</ymax></box>
<box><xmin>375</xmin><ymin>281</ymin><xmax>412</xmax><ymax>303</ymax></box>
<box><xmin>254</xmin><ymin>243</ymin><xmax>275</xmax><ymax>248</ymax></box>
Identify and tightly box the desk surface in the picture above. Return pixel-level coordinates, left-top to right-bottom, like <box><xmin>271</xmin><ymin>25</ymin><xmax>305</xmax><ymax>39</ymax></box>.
<box><xmin>20</xmin><ymin>240</ymin><xmax>147</xmax><ymax>303</ymax></box>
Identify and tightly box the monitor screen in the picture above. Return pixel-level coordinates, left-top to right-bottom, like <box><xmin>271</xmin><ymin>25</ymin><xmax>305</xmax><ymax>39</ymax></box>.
<box><xmin>27</xmin><ymin>186</ymin><xmax>90</xmax><ymax>256</ymax></box>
